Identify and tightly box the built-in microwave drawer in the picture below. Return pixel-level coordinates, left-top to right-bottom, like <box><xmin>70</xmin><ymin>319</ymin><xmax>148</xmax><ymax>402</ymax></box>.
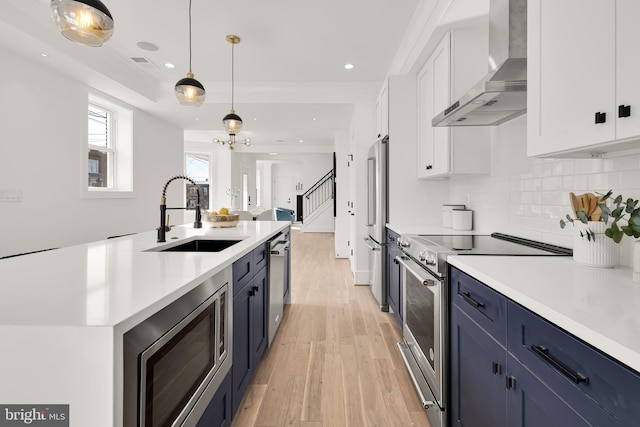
<box><xmin>450</xmin><ymin>266</ymin><xmax>506</xmax><ymax>345</ymax></box>
<box><xmin>507</xmin><ymin>301</ymin><xmax>640</xmax><ymax>425</ymax></box>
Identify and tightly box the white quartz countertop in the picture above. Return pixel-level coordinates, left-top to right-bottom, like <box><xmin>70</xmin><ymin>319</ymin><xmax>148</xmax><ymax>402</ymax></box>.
<box><xmin>0</xmin><ymin>221</ymin><xmax>288</xmax><ymax>331</ymax></box>
<box><xmin>447</xmin><ymin>255</ymin><xmax>640</xmax><ymax>373</ymax></box>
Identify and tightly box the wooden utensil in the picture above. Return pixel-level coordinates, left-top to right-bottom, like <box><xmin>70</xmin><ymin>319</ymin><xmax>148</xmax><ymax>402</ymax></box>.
<box><xmin>569</xmin><ymin>192</ymin><xmax>580</xmax><ymax>218</ymax></box>
<box><xmin>591</xmin><ymin>194</ymin><xmax>603</xmax><ymax>221</ymax></box>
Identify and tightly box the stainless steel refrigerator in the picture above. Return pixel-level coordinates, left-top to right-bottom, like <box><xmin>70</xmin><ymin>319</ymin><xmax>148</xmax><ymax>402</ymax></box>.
<box><xmin>364</xmin><ymin>135</ymin><xmax>388</xmax><ymax>311</ymax></box>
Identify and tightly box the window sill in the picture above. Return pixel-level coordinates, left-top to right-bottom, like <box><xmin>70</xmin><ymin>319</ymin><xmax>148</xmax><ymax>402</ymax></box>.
<box><xmin>82</xmin><ymin>189</ymin><xmax>136</xmax><ymax>199</ymax></box>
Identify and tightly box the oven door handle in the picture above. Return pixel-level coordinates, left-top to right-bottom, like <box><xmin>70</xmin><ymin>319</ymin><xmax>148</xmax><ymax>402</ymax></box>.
<box><xmin>395</xmin><ymin>255</ymin><xmax>440</xmax><ymax>287</ymax></box>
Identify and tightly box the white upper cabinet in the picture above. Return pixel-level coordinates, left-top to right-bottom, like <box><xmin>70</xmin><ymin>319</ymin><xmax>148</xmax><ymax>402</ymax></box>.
<box><xmin>527</xmin><ymin>0</ymin><xmax>640</xmax><ymax>157</ymax></box>
<box><xmin>375</xmin><ymin>82</ymin><xmax>389</xmax><ymax>139</ymax></box>
<box><xmin>418</xmin><ymin>32</ymin><xmax>451</xmax><ymax>178</ymax></box>
<box><xmin>417</xmin><ymin>30</ymin><xmax>491</xmax><ymax>179</ymax></box>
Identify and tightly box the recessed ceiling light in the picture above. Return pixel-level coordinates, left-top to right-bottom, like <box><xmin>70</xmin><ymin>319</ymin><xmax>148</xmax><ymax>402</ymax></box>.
<box><xmin>195</xmin><ymin>117</ymin><xmax>200</xmax><ymax>121</ymax></box>
<box><xmin>269</xmin><ymin>152</ymin><xmax>278</xmax><ymax>156</ymax></box>
<box><xmin>344</xmin><ymin>63</ymin><xmax>354</xmax><ymax>70</ymax></box>
<box><xmin>298</xmin><ymin>140</ymin><xmax>304</xmax><ymax>143</ymax></box>
<box><xmin>40</xmin><ymin>53</ymin><xmax>48</xmax><ymax>58</ymax></box>
<box><xmin>313</xmin><ymin>118</ymin><xmax>317</xmax><ymax>121</ymax></box>
<box><xmin>164</xmin><ymin>63</ymin><xmax>176</xmax><ymax>69</ymax></box>
<box><xmin>136</xmin><ymin>41</ymin><xmax>159</xmax><ymax>52</ymax></box>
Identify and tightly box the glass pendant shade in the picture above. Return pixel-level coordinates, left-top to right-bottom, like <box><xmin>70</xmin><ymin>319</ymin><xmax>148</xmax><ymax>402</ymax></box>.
<box><xmin>175</xmin><ymin>72</ymin><xmax>206</xmax><ymax>106</ymax></box>
<box><xmin>50</xmin><ymin>0</ymin><xmax>114</xmax><ymax>47</ymax></box>
<box><xmin>223</xmin><ymin>111</ymin><xmax>243</xmax><ymax>134</ymax></box>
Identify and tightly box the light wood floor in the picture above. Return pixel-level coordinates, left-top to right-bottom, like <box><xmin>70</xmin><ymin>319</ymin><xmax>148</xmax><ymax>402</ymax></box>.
<box><xmin>231</xmin><ymin>230</ymin><xmax>432</xmax><ymax>427</ymax></box>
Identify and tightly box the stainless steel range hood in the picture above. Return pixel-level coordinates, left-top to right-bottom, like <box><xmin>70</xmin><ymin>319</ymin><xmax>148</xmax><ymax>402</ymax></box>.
<box><xmin>432</xmin><ymin>0</ymin><xmax>527</xmax><ymax>127</ymax></box>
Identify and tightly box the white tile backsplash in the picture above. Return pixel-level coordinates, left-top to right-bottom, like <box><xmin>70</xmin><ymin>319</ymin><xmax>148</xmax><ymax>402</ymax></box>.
<box><xmin>448</xmin><ymin>115</ymin><xmax>640</xmax><ymax>266</ymax></box>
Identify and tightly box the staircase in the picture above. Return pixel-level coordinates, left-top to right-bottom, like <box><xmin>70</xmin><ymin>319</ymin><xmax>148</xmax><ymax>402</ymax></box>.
<box><xmin>299</xmin><ymin>169</ymin><xmax>334</xmax><ymax>232</ymax></box>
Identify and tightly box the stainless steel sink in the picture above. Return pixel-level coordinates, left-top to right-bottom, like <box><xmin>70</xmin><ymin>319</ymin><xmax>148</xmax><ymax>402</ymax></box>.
<box><xmin>151</xmin><ymin>239</ymin><xmax>243</xmax><ymax>252</ymax></box>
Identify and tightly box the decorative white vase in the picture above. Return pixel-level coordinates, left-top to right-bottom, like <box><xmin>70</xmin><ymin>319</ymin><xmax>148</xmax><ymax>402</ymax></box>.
<box><xmin>573</xmin><ymin>222</ymin><xmax>619</xmax><ymax>268</ymax></box>
<box><xmin>633</xmin><ymin>240</ymin><xmax>640</xmax><ymax>283</ymax></box>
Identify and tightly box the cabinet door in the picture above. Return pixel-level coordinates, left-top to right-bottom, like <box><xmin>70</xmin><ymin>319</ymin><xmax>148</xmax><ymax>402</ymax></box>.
<box><xmin>251</xmin><ymin>266</ymin><xmax>268</xmax><ymax>365</ymax></box>
<box><xmin>451</xmin><ymin>304</ymin><xmax>507</xmax><ymax>427</ymax></box>
<box><xmin>527</xmin><ymin>0</ymin><xmax>616</xmax><ymax>157</ymax></box>
<box><xmin>616</xmin><ymin>0</ymin><xmax>640</xmax><ymax>140</ymax></box>
<box><xmin>506</xmin><ymin>355</ymin><xmax>594</xmax><ymax>427</ymax></box>
<box><xmin>381</xmin><ymin>83</ymin><xmax>389</xmax><ymax>138</ymax></box>
<box><xmin>196</xmin><ymin>371</ymin><xmax>232</xmax><ymax>427</ymax></box>
<box><xmin>418</xmin><ymin>33</ymin><xmax>451</xmax><ymax>178</ymax></box>
<box><xmin>232</xmin><ymin>282</ymin><xmax>252</xmax><ymax>417</ymax></box>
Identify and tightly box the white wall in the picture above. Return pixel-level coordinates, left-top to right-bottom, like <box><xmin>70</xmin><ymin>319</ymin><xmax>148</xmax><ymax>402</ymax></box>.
<box><xmin>351</xmin><ymin>103</ymin><xmax>376</xmax><ymax>284</ymax></box>
<box><xmin>0</xmin><ymin>47</ymin><xmax>184</xmax><ymax>258</ymax></box>
<box><xmin>449</xmin><ymin>115</ymin><xmax>640</xmax><ymax>267</ymax></box>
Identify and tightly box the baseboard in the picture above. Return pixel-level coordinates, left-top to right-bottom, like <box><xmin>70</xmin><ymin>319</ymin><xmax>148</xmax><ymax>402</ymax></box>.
<box><xmin>301</xmin><ymin>225</ymin><xmax>335</xmax><ymax>233</ymax></box>
<box><xmin>334</xmin><ymin>245</ymin><xmax>349</xmax><ymax>258</ymax></box>
<box><xmin>353</xmin><ymin>270</ymin><xmax>369</xmax><ymax>285</ymax></box>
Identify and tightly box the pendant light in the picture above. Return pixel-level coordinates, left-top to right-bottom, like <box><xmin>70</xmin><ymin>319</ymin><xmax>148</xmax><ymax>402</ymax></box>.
<box><xmin>50</xmin><ymin>0</ymin><xmax>114</xmax><ymax>47</ymax></box>
<box><xmin>174</xmin><ymin>0</ymin><xmax>206</xmax><ymax>106</ymax></box>
<box><xmin>215</xmin><ymin>35</ymin><xmax>250</xmax><ymax>150</ymax></box>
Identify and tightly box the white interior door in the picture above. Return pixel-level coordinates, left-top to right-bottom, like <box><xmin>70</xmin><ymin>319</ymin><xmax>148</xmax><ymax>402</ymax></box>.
<box><xmin>273</xmin><ymin>175</ymin><xmax>293</xmax><ymax>210</ymax></box>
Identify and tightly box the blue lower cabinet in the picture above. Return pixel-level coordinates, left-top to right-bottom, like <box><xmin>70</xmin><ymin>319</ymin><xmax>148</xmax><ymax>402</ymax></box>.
<box><xmin>449</xmin><ymin>266</ymin><xmax>639</xmax><ymax>427</ymax></box>
<box><xmin>196</xmin><ymin>371</ymin><xmax>232</xmax><ymax>427</ymax></box>
<box><xmin>250</xmin><ymin>266</ymin><xmax>268</xmax><ymax>364</ymax></box>
<box><xmin>232</xmin><ymin>246</ymin><xmax>269</xmax><ymax>419</ymax></box>
<box><xmin>450</xmin><ymin>303</ymin><xmax>507</xmax><ymax>427</ymax></box>
<box><xmin>506</xmin><ymin>354</ymin><xmax>594</xmax><ymax>427</ymax></box>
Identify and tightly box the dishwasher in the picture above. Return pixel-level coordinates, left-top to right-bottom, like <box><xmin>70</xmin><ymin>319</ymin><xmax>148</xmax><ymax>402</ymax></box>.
<box><xmin>268</xmin><ymin>232</ymin><xmax>289</xmax><ymax>346</ymax></box>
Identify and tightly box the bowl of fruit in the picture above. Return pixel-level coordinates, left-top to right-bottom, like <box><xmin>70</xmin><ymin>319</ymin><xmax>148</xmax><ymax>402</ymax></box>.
<box><xmin>205</xmin><ymin>208</ymin><xmax>240</xmax><ymax>228</ymax></box>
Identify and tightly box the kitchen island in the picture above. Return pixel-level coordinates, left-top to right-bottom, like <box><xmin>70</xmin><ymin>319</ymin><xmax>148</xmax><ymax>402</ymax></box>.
<box><xmin>0</xmin><ymin>220</ymin><xmax>289</xmax><ymax>427</ymax></box>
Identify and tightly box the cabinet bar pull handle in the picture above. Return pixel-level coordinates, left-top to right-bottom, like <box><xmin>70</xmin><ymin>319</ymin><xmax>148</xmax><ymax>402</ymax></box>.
<box><xmin>619</xmin><ymin>105</ymin><xmax>631</xmax><ymax>118</ymax></box>
<box><xmin>492</xmin><ymin>362</ymin><xmax>501</xmax><ymax>375</ymax></box>
<box><xmin>531</xmin><ymin>345</ymin><xmax>589</xmax><ymax>384</ymax></box>
<box><xmin>460</xmin><ymin>291</ymin><xmax>485</xmax><ymax>309</ymax></box>
<box><xmin>595</xmin><ymin>112</ymin><xmax>607</xmax><ymax>124</ymax></box>
<box><xmin>505</xmin><ymin>375</ymin><xmax>516</xmax><ymax>389</ymax></box>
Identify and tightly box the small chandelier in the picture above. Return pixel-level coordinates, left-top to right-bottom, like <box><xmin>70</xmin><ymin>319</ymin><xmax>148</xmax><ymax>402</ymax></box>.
<box><xmin>215</xmin><ymin>35</ymin><xmax>250</xmax><ymax>150</ymax></box>
<box><xmin>50</xmin><ymin>0</ymin><xmax>114</xmax><ymax>47</ymax></box>
<box><xmin>174</xmin><ymin>0</ymin><xmax>205</xmax><ymax>106</ymax></box>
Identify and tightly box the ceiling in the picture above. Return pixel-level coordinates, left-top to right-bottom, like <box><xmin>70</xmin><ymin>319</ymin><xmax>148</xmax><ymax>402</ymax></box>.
<box><xmin>0</xmin><ymin>0</ymin><xmax>423</xmax><ymax>152</ymax></box>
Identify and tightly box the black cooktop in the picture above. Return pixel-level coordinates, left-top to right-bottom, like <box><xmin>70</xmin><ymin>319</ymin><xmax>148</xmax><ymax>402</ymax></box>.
<box><xmin>418</xmin><ymin>232</ymin><xmax>572</xmax><ymax>256</ymax></box>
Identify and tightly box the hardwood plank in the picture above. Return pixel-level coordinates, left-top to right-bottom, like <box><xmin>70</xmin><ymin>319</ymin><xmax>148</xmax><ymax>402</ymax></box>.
<box><xmin>301</xmin><ymin>340</ymin><xmax>326</xmax><ymax>422</ymax></box>
<box><xmin>321</xmin><ymin>352</ymin><xmax>346</xmax><ymax>426</ymax></box>
<box><xmin>232</xmin><ymin>384</ymin><xmax>266</xmax><ymax>426</ymax></box>
<box><xmin>340</xmin><ymin>344</ymin><xmax>366</xmax><ymax>427</ymax></box>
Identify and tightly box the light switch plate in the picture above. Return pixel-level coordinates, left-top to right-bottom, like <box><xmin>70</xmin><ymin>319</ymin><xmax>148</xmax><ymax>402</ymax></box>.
<box><xmin>0</xmin><ymin>188</ymin><xmax>23</xmax><ymax>202</ymax></box>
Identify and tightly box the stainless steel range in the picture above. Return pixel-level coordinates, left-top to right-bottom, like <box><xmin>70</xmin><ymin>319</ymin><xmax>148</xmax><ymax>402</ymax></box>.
<box><xmin>395</xmin><ymin>233</ymin><xmax>572</xmax><ymax>427</ymax></box>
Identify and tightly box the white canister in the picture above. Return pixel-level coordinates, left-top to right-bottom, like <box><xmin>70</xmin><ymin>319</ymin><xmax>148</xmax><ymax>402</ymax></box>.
<box><xmin>572</xmin><ymin>222</ymin><xmax>619</xmax><ymax>268</ymax></box>
<box><xmin>442</xmin><ymin>204</ymin><xmax>465</xmax><ymax>228</ymax></box>
<box><xmin>452</xmin><ymin>209</ymin><xmax>473</xmax><ymax>231</ymax></box>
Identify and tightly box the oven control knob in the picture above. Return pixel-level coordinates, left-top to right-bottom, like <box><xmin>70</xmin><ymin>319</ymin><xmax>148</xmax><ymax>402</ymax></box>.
<box><xmin>419</xmin><ymin>251</ymin><xmax>427</xmax><ymax>262</ymax></box>
<box><xmin>398</xmin><ymin>237</ymin><xmax>410</xmax><ymax>248</ymax></box>
<box><xmin>424</xmin><ymin>252</ymin><xmax>436</xmax><ymax>266</ymax></box>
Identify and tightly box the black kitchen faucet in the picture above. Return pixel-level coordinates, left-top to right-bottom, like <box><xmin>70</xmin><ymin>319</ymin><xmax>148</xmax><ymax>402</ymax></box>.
<box><xmin>157</xmin><ymin>175</ymin><xmax>202</xmax><ymax>242</ymax></box>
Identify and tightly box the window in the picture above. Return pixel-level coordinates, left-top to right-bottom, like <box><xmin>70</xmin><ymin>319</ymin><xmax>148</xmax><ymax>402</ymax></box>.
<box><xmin>84</xmin><ymin>94</ymin><xmax>133</xmax><ymax>198</ymax></box>
<box><xmin>185</xmin><ymin>153</ymin><xmax>210</xmax><ymax>210</ymax></box>
<box><xmin>88</xmin><ymin>104</ymin><xmax>113</xmax><ymax>188</ymax></box>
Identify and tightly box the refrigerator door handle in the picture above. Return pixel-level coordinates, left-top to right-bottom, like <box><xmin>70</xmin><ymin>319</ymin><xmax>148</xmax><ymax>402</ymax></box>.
<box><xmin>366</xmin><ymin>157</ymin><xmax>376</xmax><ymax>227</ymax></box>
<box><xmin>364</xmin><ymin>237</ymin><xmax>381</xmax><ymax>251</ymax></box>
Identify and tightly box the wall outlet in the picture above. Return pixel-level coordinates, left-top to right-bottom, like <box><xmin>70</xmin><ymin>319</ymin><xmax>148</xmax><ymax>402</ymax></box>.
<box><xmin>0</xmin><ymin>188</ymin><xmax>23</xmax><ymax>202</ymax></box>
